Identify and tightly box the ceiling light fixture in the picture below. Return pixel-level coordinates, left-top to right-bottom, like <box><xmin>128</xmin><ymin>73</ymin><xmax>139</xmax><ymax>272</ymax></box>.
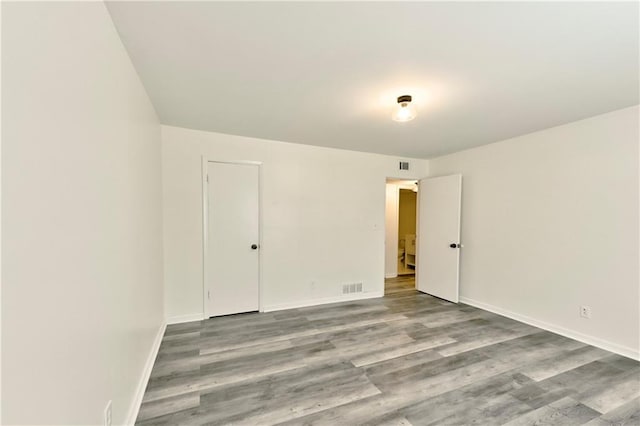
<box><xmin>392</xmin><ymin>95</ymin><xmax>417</xmax><ymax>122</ymax></box>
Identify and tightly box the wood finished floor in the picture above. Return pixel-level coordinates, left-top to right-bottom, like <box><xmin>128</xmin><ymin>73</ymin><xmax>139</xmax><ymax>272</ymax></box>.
<box><xmin>138</xmin><ymin>276</ymin><xmax>640</xmax><ymax>425</ymax></box>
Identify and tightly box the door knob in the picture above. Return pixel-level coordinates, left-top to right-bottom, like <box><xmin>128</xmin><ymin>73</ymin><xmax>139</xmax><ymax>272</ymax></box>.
<box><xmin>449</xmin><ymin>243</ymin><xmax>459</xmax><ymax>248</ymax></box>
<box><xmin>251</xmin><ymin>244</ymin><xmax>258</xmax><ymax>250</ymax></box>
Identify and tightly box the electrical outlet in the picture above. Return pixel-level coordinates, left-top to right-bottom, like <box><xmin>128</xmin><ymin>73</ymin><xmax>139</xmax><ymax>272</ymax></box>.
<box><xmin>580</xmin><ymin>305</ymin><xmax>592</xmax><ymax>319</ymax></box>
<box><xmin>104</xmin><ymin>400</ymin><xmax>112</xmax><ymax>426</ymax></box>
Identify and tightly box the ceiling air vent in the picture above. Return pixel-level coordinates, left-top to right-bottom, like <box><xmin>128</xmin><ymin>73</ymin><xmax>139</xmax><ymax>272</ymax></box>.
<box><xmin>399</xmin><ymin>161</ymin><xmax>410</xmax><ymax>171</ymax></box>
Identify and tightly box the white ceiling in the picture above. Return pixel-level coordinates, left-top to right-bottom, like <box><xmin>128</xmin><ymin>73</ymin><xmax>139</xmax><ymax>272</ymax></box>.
<box><xmin>106</xmin><ymin>1</ymin><xmax>639</xmax><ymax>159</ymax></box>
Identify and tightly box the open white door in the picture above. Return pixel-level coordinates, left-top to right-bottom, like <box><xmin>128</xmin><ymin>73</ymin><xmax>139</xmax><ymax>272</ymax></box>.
<box><xmin>416</xmin><ymin>174</ymin><xmax>462</xmax><ymax>303</ymax></box>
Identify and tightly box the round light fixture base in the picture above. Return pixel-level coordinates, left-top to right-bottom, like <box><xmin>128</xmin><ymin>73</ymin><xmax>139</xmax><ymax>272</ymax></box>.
<box><xmin>392</xmin><ymin>94</ymin><xmax>417</xmax><ymax>122</ymax></box>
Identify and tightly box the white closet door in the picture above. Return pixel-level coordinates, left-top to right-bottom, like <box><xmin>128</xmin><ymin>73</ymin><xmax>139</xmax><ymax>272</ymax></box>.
<box><xmin>206</xmin><ymin>162</ymin><xmax>260</xmax><ymax>317</ymax></box>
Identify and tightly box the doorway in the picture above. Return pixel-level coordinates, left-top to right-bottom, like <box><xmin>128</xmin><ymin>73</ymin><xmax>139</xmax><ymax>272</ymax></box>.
<box><xmin>204</xmin><ymin>160</ymin><xmax>261</xmax><ymax>317</ymax></box>
<box><xmin>384</xmin><ymin>175</ymin><xmax>463</xmax><ymax>303</ymax></box>
<box><xmin>385</xmin><ymin>179</ymin><xmax>419</xmax><ymax>282</ymax></box>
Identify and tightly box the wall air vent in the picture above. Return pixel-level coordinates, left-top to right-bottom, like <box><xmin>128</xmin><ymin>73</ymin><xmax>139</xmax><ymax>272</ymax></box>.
<box><xmin>399</xmin><ymin>161</ymin><xmax>410</xmax><ymax>170</ymax></box>
<box><xmin>343</xmin><ymin>283</ymin><xmax>364</xmax><ymax>294</ymax></box>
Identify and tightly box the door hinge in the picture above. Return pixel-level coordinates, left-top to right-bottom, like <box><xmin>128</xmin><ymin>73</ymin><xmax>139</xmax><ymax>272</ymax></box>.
<box><xmin>207</xmin><ymin>290</ymin><xmax>210</xmax><ymax>299</ymax></box>
<box><xmin>206</xmin><ymin>174</ymin><xmax>209</xmax><ymax>183</ymax></box>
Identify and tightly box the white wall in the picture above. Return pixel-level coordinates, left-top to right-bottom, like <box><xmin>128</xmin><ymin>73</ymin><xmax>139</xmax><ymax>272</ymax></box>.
<box><xmin>384</xmin><ymin>184</ymin><xmax>399</xmax><ymax>278</ymax></box>
<box><xmin>429</xmin><ymin>106</ymin><xmax>640</xmax><ymax>359</ymax></box>
<box><xmin>3</xmin><ymin>3</ymin><xmax>164</xmax><ymax>424</ymax></box>
<box><xmin>162</xmin><ymin>126</ymin><xmax>428</xmax><ymax>320</ymax></box>
<box><xmin>0</xmin><ymin>3</ymin><xmax>4</xmax><ymax>421</ymax></box>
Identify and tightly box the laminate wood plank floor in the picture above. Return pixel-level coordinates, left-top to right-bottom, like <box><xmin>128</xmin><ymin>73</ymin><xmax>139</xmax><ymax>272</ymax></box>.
<box><xmin>138</xmin><ymin>276</ymin><xmax>640</xmax><ymax>425</ymax></box>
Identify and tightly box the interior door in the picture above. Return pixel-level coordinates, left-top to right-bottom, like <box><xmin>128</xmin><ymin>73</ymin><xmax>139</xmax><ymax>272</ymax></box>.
<box><xmin>416</xmin><ymin>174</ymin><xmax>462</xmax><ymax>303</ymax></box>
<box><xmin>206</xmin><ymin>162</ymin><xmax>260</xmax><ymax>316</ymax></box>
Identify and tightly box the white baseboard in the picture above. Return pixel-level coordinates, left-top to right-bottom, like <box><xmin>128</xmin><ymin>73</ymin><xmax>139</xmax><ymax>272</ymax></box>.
<box><xmin>385</xmin><ymin>273</ymin><xmax>398</xmax><ymax>279</ymax></box>
<box><xmin>263</xmin><ymin>291</ymin><xmax>385</xmax><ymax>312</ymax></box>
<box><xmin>460</xmin><ymin>296</ymin><xmax>639</xmax><ymax>361</ymax></box>
<box><xmin>166</xmin><ymin>313</ymin><xmax>205</xmax><ymax>325</ymax></box>
<box><xmin>125</xmin><ymin>321</ymin><xmax>166</xmax><ymax>425</ymax></box>
<box><xmin>168</xmin><ymin>292</ymin><xmax>386</xmax><ymax>320</ymax></box>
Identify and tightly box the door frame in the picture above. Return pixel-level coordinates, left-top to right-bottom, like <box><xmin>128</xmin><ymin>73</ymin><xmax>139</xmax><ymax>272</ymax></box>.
<box><xmin>201</xmin><ymin>156</ymin><xmax>264</xmax><ymax>318</ymax></box>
